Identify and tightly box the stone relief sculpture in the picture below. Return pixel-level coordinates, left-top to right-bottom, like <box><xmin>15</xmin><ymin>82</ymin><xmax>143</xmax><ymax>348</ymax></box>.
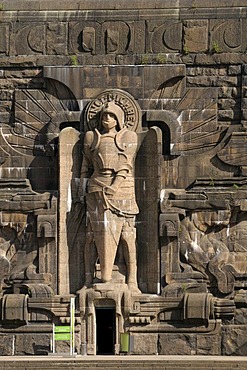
<box><xmin>0</xmin><ymin>191</ymin><xmax>55</xmax><ymax>294</ymax></box>
<box><xmin>179</xmin><ymin>209</ymin><xmax>247</xmax><ymax>294</ymax></box>
<box><xmin>78</xmin><ymin>97</ymin><xmax>140</xmax><ymax>293</ymax></box>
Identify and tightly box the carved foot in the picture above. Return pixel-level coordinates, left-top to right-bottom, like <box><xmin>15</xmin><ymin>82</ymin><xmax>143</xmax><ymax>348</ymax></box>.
<box><xmin>76</xmin><ymin>282</ymin><xmax>92</xmax><ymax>294</ymax></box>
<box><xmin>128</xmin><ymin>282</ymin><xmax>141</xmax><ymax>295</ymax></box>
<box><xmin>101</xmin><ymin>278</ymin><xmax>112</xmax><ymax>283</ymax></box>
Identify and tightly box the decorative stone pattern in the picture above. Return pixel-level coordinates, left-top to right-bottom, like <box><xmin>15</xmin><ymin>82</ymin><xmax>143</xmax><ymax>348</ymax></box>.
<box><xmin>0</xmin><ymin>0</ymin><xmax>247</xmax><ymax>357</ymax></box>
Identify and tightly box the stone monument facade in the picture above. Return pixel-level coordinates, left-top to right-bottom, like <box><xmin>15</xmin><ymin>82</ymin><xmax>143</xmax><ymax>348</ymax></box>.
<box><xmin>0</xmin><ymin>0</ymin><xmax>247</xmax><ymax>356</ymax></box>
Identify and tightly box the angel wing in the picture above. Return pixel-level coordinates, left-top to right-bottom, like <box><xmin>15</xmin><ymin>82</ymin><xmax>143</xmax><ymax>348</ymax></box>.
<box><xmin>148</xmin><ymin>77</ymin><xmax>228</xmax><ymax>156</ymax></box>
<box><xmin>0</xmin><ymin>79</ymin><xmax>80</xmax><ymax>160</ymax></box>
<box><xmin>0</xmin><ymin>80</ymin><xmax>80</xmax><ymax>191</ymax></box>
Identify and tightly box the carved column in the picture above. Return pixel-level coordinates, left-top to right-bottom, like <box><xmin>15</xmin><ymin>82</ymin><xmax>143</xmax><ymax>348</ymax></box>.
<box><xmin>58</xmin><ymin>127</ymin><xmax>81</xmax><ymax>294</ymax></box>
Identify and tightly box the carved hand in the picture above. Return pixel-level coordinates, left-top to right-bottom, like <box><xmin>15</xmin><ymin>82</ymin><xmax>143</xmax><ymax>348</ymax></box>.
<box><xmin>103</xmin><ymin>171</ymin><xmax>127</xmax><ymax>198</ymax></box>
<box><xmin>78</xmin><ymin>177</ymin><xmax>89</xmax><ymax>203</ymax></box>
<box><xmin>103</xmin><ymin>185</ymin><xmax>117</xmax><ymax>198</ymax></box>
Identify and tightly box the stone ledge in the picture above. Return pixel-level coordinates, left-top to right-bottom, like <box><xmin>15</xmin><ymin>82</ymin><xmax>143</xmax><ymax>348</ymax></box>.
<box><xmin>0</xmin><ymin>355</ymin><xmax>247</xmax><ymax>370</ymax></box>
<box><xmin>0</xmin><ymin>0</ymin><xmax>247</xmax><ymax>11</ymax></box>
<box><xmin>1</xmin><ymin>54</ymin><xmax>247</xmax><ymax>68</ymax></box>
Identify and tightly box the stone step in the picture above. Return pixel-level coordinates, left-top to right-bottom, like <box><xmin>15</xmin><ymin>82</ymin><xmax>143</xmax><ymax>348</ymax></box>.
<box><xmin>0</xmin><ymin>356</ymin><xmax>247</xmax><ymax>370</ymax></box>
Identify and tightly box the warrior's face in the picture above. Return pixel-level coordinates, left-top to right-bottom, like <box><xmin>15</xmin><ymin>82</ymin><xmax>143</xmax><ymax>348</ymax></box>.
<box><xmin>101</xmin><ymin>112</ymin><xmax>118</xmax><ymax>131</ymax></box>
<box><xmin>100</xmin><ymin>101</ymin><xmax>125</xmax><ymax>132</ymax></box>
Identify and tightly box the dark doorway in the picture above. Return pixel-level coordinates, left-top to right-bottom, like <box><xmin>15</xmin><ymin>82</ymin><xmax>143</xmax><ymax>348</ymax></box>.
<box><xmin>96</xmin><ymin>308</ymin><xmax>116</xmax><ymax>355</ymax></box>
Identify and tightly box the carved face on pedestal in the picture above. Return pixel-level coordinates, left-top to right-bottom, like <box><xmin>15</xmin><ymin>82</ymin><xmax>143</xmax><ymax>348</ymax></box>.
<box><xmin>101</xmin><ymin>112</ymin><xmax>118</xmax><ymax>131</ymax></box>
<box><xmin>100</xmin><ymin>101</ymin><xmax>125</xmax><ymax>133</ymax></box>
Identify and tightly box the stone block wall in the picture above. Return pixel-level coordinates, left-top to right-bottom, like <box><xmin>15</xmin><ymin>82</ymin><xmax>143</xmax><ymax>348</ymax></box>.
<box><xmin>0</xmin><ymin>1</ymin><xmax>247</xmax><ymax>185</ymax></box>
<box><xmin>1</xmin><ymin>0</ymin><xmax>247</xmax><ymax>357</ymax></box>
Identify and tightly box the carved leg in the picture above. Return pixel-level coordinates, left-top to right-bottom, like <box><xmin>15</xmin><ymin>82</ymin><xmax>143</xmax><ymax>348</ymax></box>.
<box><xmin>121</xmin><ymin>219</ymin><xmax>140</xmax><ymax>293</ymax></box>
<box><xmin>83</xmin><ymin>223</ymin><xmax>97</xmax><ymax>288</ymax></box>
<box><xmin>93</xmin><ymin>210</ymin><xmax>122</xmax><ymax>283</ymax></box>
<box><xmin>94</xmin><ymin>231</ymin><xmax>118</xmax><ymax>283</ymax></box>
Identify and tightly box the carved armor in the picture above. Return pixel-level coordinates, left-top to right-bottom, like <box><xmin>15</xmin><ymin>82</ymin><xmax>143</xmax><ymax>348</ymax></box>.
<box><xmin>81</xmin><ymin>127</ymin><xmax>139</xmax><ymax>216</ymax></box>
<box><xmin>79</xmin><ymin>101</ymin><xmax>140</xmax><ymax>287</ymax></box>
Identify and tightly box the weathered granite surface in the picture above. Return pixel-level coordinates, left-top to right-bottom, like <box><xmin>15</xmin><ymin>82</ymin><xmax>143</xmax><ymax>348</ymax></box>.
<box><xmin>0</xmin><ymin>0</ymin><xmax>247</xmax><ymax>357</ymax></box>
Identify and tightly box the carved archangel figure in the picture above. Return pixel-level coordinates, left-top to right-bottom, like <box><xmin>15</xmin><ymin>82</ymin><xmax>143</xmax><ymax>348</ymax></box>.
<box><xmin>78</xmin><ymin>99</ymin><xmax>140</xmax><ymax>292</ymax></box>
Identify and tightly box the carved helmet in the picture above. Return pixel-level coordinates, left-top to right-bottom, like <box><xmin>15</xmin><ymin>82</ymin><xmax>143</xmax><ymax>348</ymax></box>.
<box><xmin>100</xmin><ymin>101</ymin><xmax>125</xmax><ymax>129</ymax></box>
